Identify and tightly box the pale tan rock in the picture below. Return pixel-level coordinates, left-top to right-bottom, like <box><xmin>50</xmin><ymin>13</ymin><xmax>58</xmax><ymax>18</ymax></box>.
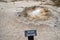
<box><xmin>0</xmin><ymin>1</ymin><xmax>59</xmax><ymax>40</ymax></box>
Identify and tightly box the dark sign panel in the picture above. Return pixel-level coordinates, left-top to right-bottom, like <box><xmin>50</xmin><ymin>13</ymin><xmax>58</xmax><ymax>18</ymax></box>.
<box><xmin>25</xmin><ymin>30</ymin><xmax>37</xmax><ymax>37</ymax></box>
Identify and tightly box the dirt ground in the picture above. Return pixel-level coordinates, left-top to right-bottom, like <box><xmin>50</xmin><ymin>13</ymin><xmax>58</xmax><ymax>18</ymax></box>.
<box><xmin>0</xmin><ymin>1</ymin><xmax>60</xmax><ymax>40</ymax></box>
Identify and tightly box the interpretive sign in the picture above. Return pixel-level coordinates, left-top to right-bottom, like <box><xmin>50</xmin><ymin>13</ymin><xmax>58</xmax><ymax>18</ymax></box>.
<box><xmin>25</xmin><ymin>30</ymin><xmax>37</xmax><ymax>37</ymax></box>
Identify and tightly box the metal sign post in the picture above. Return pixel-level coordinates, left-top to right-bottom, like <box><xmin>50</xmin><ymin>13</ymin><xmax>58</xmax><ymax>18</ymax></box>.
<box><xmin>28</xmin><ymin>36</ymin><xmax>34</xmax><ymax>40</ymax></box>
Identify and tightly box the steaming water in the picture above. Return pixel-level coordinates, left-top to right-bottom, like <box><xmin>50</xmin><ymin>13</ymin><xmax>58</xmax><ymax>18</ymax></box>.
<box><xmin>29</xmin><ymin>8</ymin><xmax>42</xmax><ymax>17</ymax></box>
<box><xmin>31</xmin><ymin>9</ymin><xmax>41</xmax><ymax>15</ymax></box>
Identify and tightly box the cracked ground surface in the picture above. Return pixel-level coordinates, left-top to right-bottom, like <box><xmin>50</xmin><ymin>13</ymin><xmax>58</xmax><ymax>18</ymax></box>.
<box><xmin>0</xmin><ymin>1</ymin><xmax>60</xmax><ymax>40</ymax></box>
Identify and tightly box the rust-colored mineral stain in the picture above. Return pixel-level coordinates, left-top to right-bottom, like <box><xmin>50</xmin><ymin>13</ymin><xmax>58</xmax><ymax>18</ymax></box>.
<box><xmin>23</xmin><ymin>6</ymin><xmax>50</xmax><ymax>20</ymax></box>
